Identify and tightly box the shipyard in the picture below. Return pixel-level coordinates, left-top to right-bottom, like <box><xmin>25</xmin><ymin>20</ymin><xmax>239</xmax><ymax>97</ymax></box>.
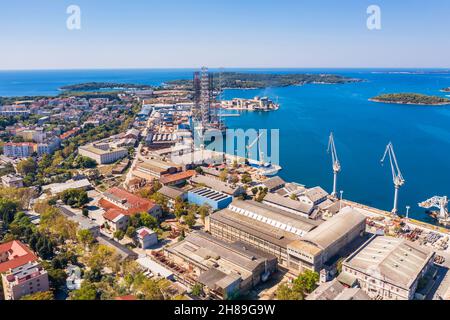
<box><xmin>1</xmin><ymin>65</ymin><xmax>450</xmax><ymax>303</ymax></box>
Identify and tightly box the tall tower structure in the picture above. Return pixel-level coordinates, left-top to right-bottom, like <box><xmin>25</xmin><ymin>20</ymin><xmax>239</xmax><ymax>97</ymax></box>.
<box><xmin>192</xmin><ymin>71</ymin><xmax>201</xmax><ymax>122</ymax></box>
<box><xmin>200</xmin><ymin>66</ymin><xmax>212</xmax><ymax>127</ymax></box>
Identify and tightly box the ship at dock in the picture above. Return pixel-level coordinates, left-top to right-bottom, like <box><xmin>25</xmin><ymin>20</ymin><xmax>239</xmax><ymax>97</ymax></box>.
<box><xmin>419</xmin><ymin>196</ymin><xmax>450</xmax><ymax>226</ymax></box>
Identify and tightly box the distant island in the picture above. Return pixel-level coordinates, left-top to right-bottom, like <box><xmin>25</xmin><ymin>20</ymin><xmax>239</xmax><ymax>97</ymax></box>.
<box><xmin>441</xmin><ymin>87</ymin><xmax>450</xmax><ymax>93</ymax></box>
<box><xmin>166</xmin><ymin>72</ymin><xmax>362</xmax><ymax>89</ymax></box>
<box><xmin>370</xmin><ymin>93</ymin><xmax>450</xmax><ymax>106</ymax></box>
<box><xmin>60</xmin><ymin>82</ymin><xmax>153</xmax><ymax>92</ymax></box>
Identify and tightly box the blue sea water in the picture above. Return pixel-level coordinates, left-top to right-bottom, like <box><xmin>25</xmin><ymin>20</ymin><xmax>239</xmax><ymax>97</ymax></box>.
<box><xmin>1</xmin><ymin>68</ymin><xmax>450</xmax><ymax>223</ymax></box>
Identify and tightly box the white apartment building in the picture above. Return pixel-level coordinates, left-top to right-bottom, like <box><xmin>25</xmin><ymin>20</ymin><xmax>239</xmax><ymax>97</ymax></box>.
<box><xmin>1</xmin><ymin>174</ymin><xmax>24</xmax><ymax>188</ymax></box>
<box><xmin>2</xmin><ymin>143</ymin><xmax>35</xmax><ymax>158</ymax></box>
<box><xmin>79</xmin><ymin>143</ymin><xmax>128</xmax><ymax>164</ymax></box>
<box><xmin>1</xmin><ymin>261</ymin><xmax>50</xmax><ymax>300</ymax></box>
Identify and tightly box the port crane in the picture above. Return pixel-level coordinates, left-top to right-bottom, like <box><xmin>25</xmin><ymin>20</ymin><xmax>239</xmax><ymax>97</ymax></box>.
<box><xmin>327</xmin><ymin>132</ymin><xmax>341</xmax><ymax>198</ymax></box>
<box><xmin>381</xmin><ymin>142</ymin><xmax>405</xmax><ymax>215</ymax></box>
<box><xmin>419</xmin><ymin>196</ymin><xmax>449</xmax><ymax>223</ymax></box>
<box><xmin>246</xmin><ymin>131</ymin><xmax>264</xmax><ymax>164</ymax></box>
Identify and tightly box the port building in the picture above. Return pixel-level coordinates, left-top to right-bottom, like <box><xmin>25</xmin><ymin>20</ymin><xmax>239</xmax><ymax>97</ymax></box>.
<box><xmin>339</xmin><ymin>235</ymin><xmax>435</xmax><ymax>300</ymax></box>
<box><xmin>206</xmin><ymin>200</ymin><xmax>366</xmax><ymax>272</ymax></box>
<box><xmin>187</xmin><ymin>187</ymin><xmax>233</xmax><ymax>210</ymax></box>
<box><xmin>164</xmin><ymin>231</ymin><xmax>277</xmax><ymax>299</ymax></box>
<box><xmin>286</xmin><ymin>206</ymin><xmax>366</xmax><ymax>272</ymax></box>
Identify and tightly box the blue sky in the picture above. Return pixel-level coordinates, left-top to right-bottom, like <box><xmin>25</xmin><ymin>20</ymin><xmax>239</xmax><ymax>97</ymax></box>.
<box><xmin>0</xmin><ymin>0</ymin><xmax>449</xmax><ymax>69</ymax></box>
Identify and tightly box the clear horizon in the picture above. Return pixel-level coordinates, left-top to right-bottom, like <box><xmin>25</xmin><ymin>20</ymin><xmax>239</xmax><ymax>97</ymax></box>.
<box><xmin>1</xmin><ymin>0</ymin><xmax>449</xmax><ymax>69</ymax></box>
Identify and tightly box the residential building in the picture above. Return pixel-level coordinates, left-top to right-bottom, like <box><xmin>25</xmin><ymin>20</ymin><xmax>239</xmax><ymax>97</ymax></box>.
<box><xmin>79</xmin><ymin>143</ymin><xmax>128</xmax><ymax>164</ymax></box>
<box><xmin>0</xmin><ymin>241</ymin><xmax>49</xmax><ymax>300</ymax></box>
<box><xmin>2</xmin><ymin>142</ymin><xmax>35</xmax><ymax>158</ymax></box>
<box><xmin>159</xmin><ymin>170</ymin><xmax>196</xmax><ymax>186</ymax></box>
<box><xmin>0</xmin><ymin>240</ymin><xmax>38</xmax><ymax>273</ymax></box>
<box><xmin>42</xmin><ymin>178</ymin><xmax>92</xmax><ymax>196</ymax></box>
<box><xmin>339</xmin><ymin>235</ymin><xmax>435</xmax><ymax>300</ymax></box>
<box><xmin>103</xmin><ymin>210</ymin><xmax>129</xmax><ymax>233</ymax></box>
<box><xmin>187</xmin><ymin>187</ymin><xmax>233</xmax><ymax>210</ymax></box>
<box><xmin>165</xmin><ymin>232</ymin><xmax>277</xmax><ymax>299</ymax></box>
<box><xmin>0</xmin><ymin>105</ymin><xmax>31</xmax><ymax>117</ymax></box>
<box><xmin>1</xmin><ymin>174</ymin><xmax>24</xmax><ymax>188</ymax></box>
<box><xmin>2</xmin><ymin>261</ymin><xmax>49</xmax><ymax>300</ymax></box>
<box><xmin>158</xmin><ymin>185</ymin><xmax>187</xmax><ymax>210</ymax></box>
<box><xmin>57</xmin><ymin>206</ymin><xmax>101</xmax><ymax>237</ymax></box>
<box><xmin>135</xmin><ymin>227</ymin><xmax>158</xmax><ymax>249</ymax></box>
<box><xmin>99</xmin><ymin>187</ymin><xmax>162</xmax><ymax>218</ymax></box>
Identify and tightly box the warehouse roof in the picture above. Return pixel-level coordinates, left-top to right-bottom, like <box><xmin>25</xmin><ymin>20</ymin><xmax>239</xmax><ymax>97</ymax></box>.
<box><xmin>343</xmin><ymin>235</ymin><xmax>434</xmax><ymax>289</ymax></box>
<box><xmin>262</xmin><ymin>176</ymin><xmax>286</xmax><ymax>191</ymax></box>
<box><xmin>301</xmin><ymin>206</ymin><xmax>366</xmax><ymax>250</ymax></box>
<box><xmin>263</xmin><ymin>192</ymin><xmax>313</xmax><ymax>216</ymax></box>
<box><xmin>304</xmin><ymin>186</ymin><xmax>329</xmax><ymax>202</ymax></box>
<box><xmin>190</xmin><ymin>174</ymin><xmax>241</xmax><ymax>195</ymax></box>
<box><xmin>227</xmin><ymin>200</ymin><xmax>320</xmax><ymax>236</ymax></box>
<box><xmin>167</xmin><ymin>231</ymin><xmax>275</xmax><ymax>274</ymax></box>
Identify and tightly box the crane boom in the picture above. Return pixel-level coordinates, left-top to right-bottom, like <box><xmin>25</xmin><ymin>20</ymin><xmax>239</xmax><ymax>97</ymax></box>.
<box><xmin>419</xmin><ymin>196</ymin><xmax>449</xmax><ymax>221</ymax></box>
<box><xmin>381</xmin><ymin>142</ymin><xmax>405</xmax><ymax>214</ymax></box>
<box><xmin>246</xmin><ymin>131</ymin><xmax>264</xmax><ymax>161</ymax></box>
<box><xmin>327</xmin><ymin>132</ymin><xmax>341</xmax><ymax>197</ymax></box>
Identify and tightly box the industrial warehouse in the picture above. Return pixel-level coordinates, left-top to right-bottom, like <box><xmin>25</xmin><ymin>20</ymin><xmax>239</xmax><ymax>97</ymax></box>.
<box><xmin>340</xmin><ymin>235</ymin><xmax>436</xmax><ymax>300</ymax></box>
<box><xmin>164</xmin><ymin>232</ymin><xmax>277</xmax><ymax>299</ymax></box>
<box><xmin>206</xmin><ymin>200</ymin><xmax>367</xmax><ymax>273</ymax></box>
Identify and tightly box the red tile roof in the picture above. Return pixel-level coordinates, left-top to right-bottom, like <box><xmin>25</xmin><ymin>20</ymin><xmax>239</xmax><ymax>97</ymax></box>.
<box><xmin>4</xmin><ymin>142</ymin><xmax>36</xmax><ymax>147</ymax></box>
<box><xmin>60</xmin><ymin>127</ymin><xmax>80</xmax><ymax>140</ymax></box>
<box><xmin>103</xmin><ymin>209</ymin><xmax>125</xmax><ymax>222</ymax></box>
<box><xmin>99</xmin><ymin>187</ymin><xmax>158</xmax><ymax>216</ymax></box>
<box><xmin>160</xmin><ymin>170</ymin><xmax>196</xmax><ymax>185</ymax></box>
<box><xmin>0</xmin><ymin>240</ymin><xmax>38</xmax><ymax>273</ymax></box>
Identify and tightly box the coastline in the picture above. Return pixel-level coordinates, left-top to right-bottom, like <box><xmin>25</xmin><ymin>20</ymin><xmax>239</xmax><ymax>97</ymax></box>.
<box><xmin>368</xmin><ymin>98</ymin><xmax>450</xmax><ymax>106</ymax></box>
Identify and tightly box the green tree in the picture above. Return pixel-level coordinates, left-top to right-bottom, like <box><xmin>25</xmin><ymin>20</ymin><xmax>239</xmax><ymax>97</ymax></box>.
<box><xmin>198</xmin><ymin>205</ymin><xmax>211</xmax><ymax>223</ymax></box>
<box><xmin>276</xmin><ymin>283</ymin><xmax>303</xmax><ymax>300</ymax></box>
<box><xmin>184</xmin><ymin>212</ymin><xmax>196</xmax><ymax>229</ymax></box>
<box><xmin>140</xmin><ymin>212</ymin><xmax>158</xmax><ymax>229</ymax></box>
<box><xmin>77</xmin><ymin>229</ymin><xmax>95</xmax><ymax>247</ymax></box>
<box><xmin>114</xmin><ymin>230</ymin><xmax>125</xmax><ymax>240</ymax></box>
<box><xmin>126</xmin><ymin>226</ymin><xmax>136</xmax><ymax>238</ymax></box>
<box><xmin>60</xmin><ymin>189</ymin><xmax>89</xmax><ymax>208</ymax></box>
<box><xmin>138</xmin><ymin>278</ymin><xmax>165</xmax><ymax>300</ymax></box>
<box><xmin>173</xmin><ymin>196</ymin><xmax>186</xmax><ymax>219</ymax></box>
<box><xmin>0</xmin><ymin>198</ymin><xmax>18</xmax><ymax>226</ymax></box>
<box><xmin>70</xmin><ymin>281</ymin><xmax>98</xmax><ymax>300</ymax></box>
<box><xmin>219</xmin><ymin>169</ymin><xmax>228</xmax><ymax>182</ymax></box>
<box><xmin>21</xmin><ymin>291</ymin><xmax>54</xmax><ymax>300</ymax></box>
<box><xmin>293</xmin><ymin>270</ymin><xmax>319</xmax><ymax>294</ymax></box>
<box><xmin>241</xmin><ymin>173</ymin><xmax>252</xmax><ymax>184</ymax></box>
<box><xmin>191</xmin><ymin>283</ymin><xmax>203</xmax><ymax>297</ymax></box>
<box><xmin>17</xmin><ymin>158</ymin><xmax>37</xmax><ymax>176</ymax></box>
